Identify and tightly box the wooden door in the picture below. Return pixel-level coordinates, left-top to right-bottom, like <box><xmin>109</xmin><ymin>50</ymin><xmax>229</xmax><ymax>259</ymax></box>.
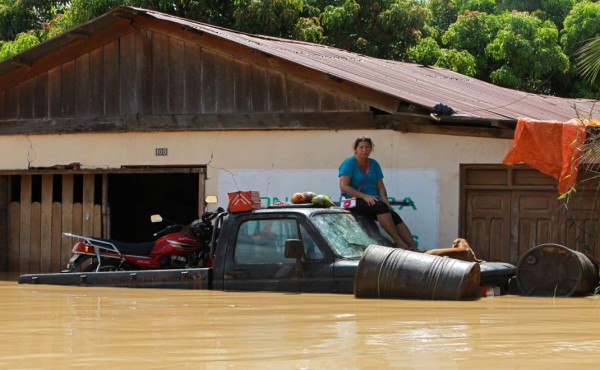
<box><xmin>462</xmin><ymin>165</ymin><xmax>600</xmax><ymax>264</ymax></box>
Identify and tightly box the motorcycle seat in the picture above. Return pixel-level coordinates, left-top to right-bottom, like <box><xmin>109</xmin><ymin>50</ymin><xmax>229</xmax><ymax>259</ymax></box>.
<box><xmin>107</xmin><ymin>240</ymin><xmax>155</xmax><ymax>256</ymax></box>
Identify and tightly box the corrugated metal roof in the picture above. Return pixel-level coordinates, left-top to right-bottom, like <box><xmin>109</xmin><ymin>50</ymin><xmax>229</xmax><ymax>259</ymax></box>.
<box><xmin>139</xmin><ymin>7</ymin><xmax>600</xmax><ymax>122</ymax></box>
<box><xmin>1</xmin><ymin>6</ymin><xmax>597</xmax><ymax>123</ymax></box>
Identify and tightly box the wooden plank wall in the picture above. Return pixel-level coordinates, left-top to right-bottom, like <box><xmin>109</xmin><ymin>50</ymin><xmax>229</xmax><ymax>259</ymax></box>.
<box><xmin>0</xmin><ymin>176</ymin><xmax>7</xmax><ymax>271</ymax></box>
<box><xmin>0</xmin><ymin>29</ymin><xmax>368</xmax><ymax>121</ymax></box>
<box><xmin>6</xmin><ymin>174</ymin><xmax>102</xmax><ymax>274</ymax></box>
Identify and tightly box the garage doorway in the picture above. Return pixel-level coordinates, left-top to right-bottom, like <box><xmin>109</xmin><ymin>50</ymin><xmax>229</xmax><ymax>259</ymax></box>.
<box><xmin>1</xmin><ymin>167</ymin><xmax>206</xmax><ymax>274</ymax></box>
<box><xmin>108</xmin><ymin>173</ymin><xmax>199</xmax><ymax>242</ymax></box>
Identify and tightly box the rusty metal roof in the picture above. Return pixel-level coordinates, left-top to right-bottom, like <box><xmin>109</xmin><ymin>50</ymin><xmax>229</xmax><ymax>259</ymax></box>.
<box><xmin>1</xmin><ymin>6</ymin><xmax>598</xmax><ymax>123</ymax></box>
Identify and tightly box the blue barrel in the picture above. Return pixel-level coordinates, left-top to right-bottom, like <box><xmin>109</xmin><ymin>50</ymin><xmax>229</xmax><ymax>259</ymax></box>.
<box><xmin>354</xmin><ymin>244</ymin><xmax>481</xmax><ymax>300</ymax></box>
<box><xmin>516</xmin><ymin>243</ymin><xmax>599</xmax><ymax>297</ymax></box>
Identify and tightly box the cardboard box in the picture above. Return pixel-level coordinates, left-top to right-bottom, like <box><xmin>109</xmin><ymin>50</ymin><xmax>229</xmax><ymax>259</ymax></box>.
<box><xmin>228</xmin><ymin>191</ymin><xmax>261</xmax><ymax>212</ymax></box>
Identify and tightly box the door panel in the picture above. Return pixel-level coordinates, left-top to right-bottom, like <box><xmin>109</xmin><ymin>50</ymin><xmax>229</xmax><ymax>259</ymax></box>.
<box><xmin>465</xmin><ymin>191</ymin><xmax>511</xmax><ymax>263</ymax></box>
<box><xmin>513</xmin><ymin>191</ymin><xmax>563</xmax><ymax>260</ymax></box>
<box><xmin>561</xmin><ymin>192</ymin><xmax>600</xmax><ymax>256</ymax></box>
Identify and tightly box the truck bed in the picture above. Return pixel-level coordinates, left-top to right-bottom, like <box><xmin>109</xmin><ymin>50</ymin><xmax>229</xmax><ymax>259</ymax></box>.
<box><xmin>18</xmin><ymin>268</ymin><xmax>212</xmax><ymax>289</ymax></box>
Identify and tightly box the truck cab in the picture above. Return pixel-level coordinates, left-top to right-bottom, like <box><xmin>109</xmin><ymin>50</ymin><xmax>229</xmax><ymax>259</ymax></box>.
<box><xmin>210</xmin><ymin>206</ymin><xmax>392</xmax><ymax>294</ymax></box>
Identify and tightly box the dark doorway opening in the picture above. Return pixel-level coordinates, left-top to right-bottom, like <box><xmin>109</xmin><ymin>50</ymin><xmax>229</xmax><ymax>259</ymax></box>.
<box><xmin>108</xmin><ymin>173</ymin><xmax>199</xmax><ymax>242</ymax></box>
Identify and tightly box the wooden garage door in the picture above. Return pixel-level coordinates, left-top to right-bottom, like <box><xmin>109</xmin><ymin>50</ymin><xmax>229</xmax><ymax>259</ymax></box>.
<box><xmin>4</xmin><ymin>174</ymin><xmax>103</xmax><ymax>275</ymax></box>
<box><xmin>461</xmin><ymin>165</ymin><xmax>600</xmax><ymax>264</ymax></box>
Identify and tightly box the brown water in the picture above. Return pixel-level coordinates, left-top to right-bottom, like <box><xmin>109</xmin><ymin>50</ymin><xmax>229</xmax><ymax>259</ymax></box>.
<box><xmin>2</xmin><ymin>281</ymin><xmax>600</xmax><ymax>369</ymax></box>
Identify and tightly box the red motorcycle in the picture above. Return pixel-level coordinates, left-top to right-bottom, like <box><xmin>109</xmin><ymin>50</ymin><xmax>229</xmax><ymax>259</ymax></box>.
<box><xmin>62</xmin><ymin>209</ymin><xmax>222</xmax><ymax>273</ymax></box>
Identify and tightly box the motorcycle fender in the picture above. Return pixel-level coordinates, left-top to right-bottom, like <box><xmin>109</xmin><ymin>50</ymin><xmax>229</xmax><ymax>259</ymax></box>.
<box><xmin>62</xmin><ymin>254</ymin><xmax>92</xmax><ymax>272</ymax></box>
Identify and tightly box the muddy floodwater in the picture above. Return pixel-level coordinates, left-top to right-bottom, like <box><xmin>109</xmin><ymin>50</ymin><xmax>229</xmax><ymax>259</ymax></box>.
<box><xmin>2</xmin><ymin>280</ymin><xmax>600</xmax><ymax>369</ymax></box>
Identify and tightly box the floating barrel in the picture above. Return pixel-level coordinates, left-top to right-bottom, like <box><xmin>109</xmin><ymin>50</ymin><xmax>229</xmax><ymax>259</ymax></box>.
<box><xmin>516</xmin><ymin>243</ymin><xmax>599</xmax><ymax>297</ymax></box>
<box><xmin>355</xmin><ymin>244</ymin><xmax>481</xmax><ymax>300</ymax></box>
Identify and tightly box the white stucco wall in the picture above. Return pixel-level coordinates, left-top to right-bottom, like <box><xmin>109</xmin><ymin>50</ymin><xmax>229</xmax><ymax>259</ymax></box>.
<box><xmin>0</xmin><ymin>130</ymin><xmax>514</xmax><ymax>248</ymax></box>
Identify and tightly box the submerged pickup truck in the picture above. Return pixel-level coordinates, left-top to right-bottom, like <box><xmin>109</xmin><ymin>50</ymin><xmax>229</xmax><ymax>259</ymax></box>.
<box><xmin>19</xmin><ymin>204</ymin><xmax>515</xmax><ymax>294</ymax></box>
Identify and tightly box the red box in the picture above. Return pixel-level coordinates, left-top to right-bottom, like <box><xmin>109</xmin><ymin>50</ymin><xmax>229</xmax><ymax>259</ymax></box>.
<box><xmin>228</xmin><ymin>191</ymin><xmax>261</xmax><ymax>212</ymax></box>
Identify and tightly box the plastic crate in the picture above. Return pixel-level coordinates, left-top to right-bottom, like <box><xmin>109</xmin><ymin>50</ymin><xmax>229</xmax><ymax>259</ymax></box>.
<box><xmin>228</xmin><ymin>191</ymin><xmax>261</xmax><ymax>212</ymax></box>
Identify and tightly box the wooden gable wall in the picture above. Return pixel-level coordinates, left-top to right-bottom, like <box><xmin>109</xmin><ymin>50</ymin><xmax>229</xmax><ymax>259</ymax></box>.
<box><xmin>0</xmin><ymin>28</ymin><xmax>369</xmax><ymax>123</ymax></box>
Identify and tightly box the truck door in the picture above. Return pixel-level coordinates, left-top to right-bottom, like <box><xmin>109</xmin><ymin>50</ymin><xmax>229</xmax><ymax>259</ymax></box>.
<box><xmin>223</xmin><ymin>216</ymin><xmax>335</xmax><ymax>293</ymax></box>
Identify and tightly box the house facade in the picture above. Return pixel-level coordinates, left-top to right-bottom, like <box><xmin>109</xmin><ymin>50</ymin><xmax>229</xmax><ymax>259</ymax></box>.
<box><xmin>0</xmin><ymin>6</ymin><xmax>598</xmax><ymax>274</ymax></box>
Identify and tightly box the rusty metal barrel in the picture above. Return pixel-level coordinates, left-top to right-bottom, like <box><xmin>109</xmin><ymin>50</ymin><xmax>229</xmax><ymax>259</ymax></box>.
<box><xmin>354</xmin><ymin>244</ymin><xmax>481</xmax><ymax>300</ymax></box>
<box><xmin>516</xmin><ymin>243</ymin><xmax>599</xmax><ymax>297</ymax></box>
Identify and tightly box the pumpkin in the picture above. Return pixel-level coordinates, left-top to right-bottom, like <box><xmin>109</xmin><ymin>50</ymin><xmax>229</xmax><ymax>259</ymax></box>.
<box><xmin>302</xmin><ymin>191</ymin><xmax>316</xmax><ymax>202</ymax></box>
<box><xmin>291</xmin><ymin>192</ymin><xmax>306</xmax><ymax>204</ymax></box>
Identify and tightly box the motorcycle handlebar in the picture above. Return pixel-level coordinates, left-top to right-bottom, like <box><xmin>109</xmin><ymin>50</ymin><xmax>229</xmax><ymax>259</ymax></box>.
<box><xmin>202</xmin><ymin>207</ymin><xmax>225</xmax><ymax>223</ymax></box>
<box><xmin>153</xmin><ymin>208</ymin><xmax>225</xmax><ymax>239</ymax></box>
<box><xmin>153</xmin><ymin>224</ymin><xmax>183</xmax><ymax>239</ymax></box>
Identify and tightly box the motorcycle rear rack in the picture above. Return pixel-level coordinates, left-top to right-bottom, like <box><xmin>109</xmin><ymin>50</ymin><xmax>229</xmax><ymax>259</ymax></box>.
<box><xmin>63</xmin><ymin>233</ymin><xmax>124</xmax><ymax>272</ymax></box>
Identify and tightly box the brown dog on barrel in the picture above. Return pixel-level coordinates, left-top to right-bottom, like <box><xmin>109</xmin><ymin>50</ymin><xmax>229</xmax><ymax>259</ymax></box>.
<box><xmin>424</xmin><ymin>238</ymin><xmax>484</xmax><ymax>263</ymax></box>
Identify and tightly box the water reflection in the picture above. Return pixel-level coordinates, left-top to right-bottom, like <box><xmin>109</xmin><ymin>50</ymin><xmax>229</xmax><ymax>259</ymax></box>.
<box><xmin>2</xmin><ymin>281</ymin><xmax>600</xmax><ymax>369</ymax></box>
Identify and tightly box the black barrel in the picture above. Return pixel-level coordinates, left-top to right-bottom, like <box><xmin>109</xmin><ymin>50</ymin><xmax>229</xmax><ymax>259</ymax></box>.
<box><xmin>516</xmin><ymin>243</ymin><xmax>599</xmax><ymax>297</ymax></box>
<box><xmin>355</xmin><ymin>244</ymin><xmax>481</xmax><ymax>300</ymax></box>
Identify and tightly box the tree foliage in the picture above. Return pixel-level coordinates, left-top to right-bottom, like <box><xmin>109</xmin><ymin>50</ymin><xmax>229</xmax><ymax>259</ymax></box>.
<box><xmin>234</xmin><ymin>0</ymin><xmax>304</xmax><ymax>38</ymax></box>
<box><xmin>0</xmin><ymin>0</ymin><xmax>598</xmax><ymax>98</ymax></box>
<box><xmin>576</xmin><ymin>36</ymin><xmax>600</xmax><ymax>85</ymax></box>
<box><xmin>442</xmin><ymin>10</ymin><xmax>500</xmax><ymax>76</ymax></box>
<box><xmin>0</xmin><ymin>0</ymin><xmax>68</xmax><ymax>41</ymax></box>
<box><xmin>486</xmin><ymin>12</ymin><xmax>569</xmax><ymax>92</ymax></box>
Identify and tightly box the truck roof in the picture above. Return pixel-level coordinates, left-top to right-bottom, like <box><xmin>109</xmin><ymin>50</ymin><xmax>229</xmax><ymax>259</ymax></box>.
<box><xmin>226</xmin><ymin>204</ymin><xmax>348</xmax><ymax>217</ymax></box>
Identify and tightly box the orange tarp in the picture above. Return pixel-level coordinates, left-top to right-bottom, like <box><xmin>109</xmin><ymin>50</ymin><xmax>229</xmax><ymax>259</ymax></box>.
<box><xmin>503</xmin><ymin>117</ymin><xmax>587</xmax><ymax>194</ymax></box>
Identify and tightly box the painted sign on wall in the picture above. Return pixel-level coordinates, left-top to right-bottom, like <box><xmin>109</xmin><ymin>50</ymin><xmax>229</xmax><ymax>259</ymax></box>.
<box><xmin>218</xmin><ymin>169</ymin><xmax>439</xmax><ymax>249</ymax></box>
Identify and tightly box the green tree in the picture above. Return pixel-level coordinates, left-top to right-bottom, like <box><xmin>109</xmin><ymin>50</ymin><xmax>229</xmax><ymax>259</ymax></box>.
<box><xmin>559</xmin><ymin>1</ymin><xmax>600</xmax><ymax>97</ymax></box>
<box><xmin>486</xmin><ymin>12</ymin><xmax>569</xmax><ymax>93</ymax></box>
<box><xmin>536</xmin><ymin>0</ymin><xmax>576</xmax><ymax>29</ymax></box>
<box><xmin>426</xmin><ymin>0</ymin><xmax>458</xmax><ymax>40</ymax></box>
<box><xmin>233</xmin><ymin>0</ymin><xmax>304</xmax><ymax>38</ymax></box>
<box><xmin>407</xmin><ymin>36</ymin><xmax>441</xmax><ymax>65</ymax></box>
<box><xmin>561</xmin><ymin>0</ymin><xmax>600</xmax><ymax>56</ymax></box>
<box><xmin>442</xmin><ymin>11</ymin><xmax>500</xmax><ymax>77</ymax></box>
<box><xmin>371</xmin><ymin>0</ymin><xmax>430</xmax><ymax>60</ymax></box>
<box><xmin>59</xmin><ymin>0</ymin><xmax>122</xmax><ymax>29</ymax></box>
<box><xmin>454</xmin><ymin>0</ymin><xmax>496</xmax><ymax>14</ymax></box>
<box><xmin>437</xmin><ymin>48</ymin><xmax>477</xmax><ymax>76</ymax></box>
<box><xmin>0</xmin><ymin>30</ymin><xmax>40</xmax><ymax>59</ymax></box>
<box><xmin>576</xmin><ymin>36</ymin><xmax>600</xmax><ymax>86</ymax></box>
<box><xmin>0</xmin><ymin>0</ymin><xmax>68</xmax><ymax>41</ymax></box>
<box><xmin>320</xmin><ymin>0</ymin><xmax>360</xmax><ymax>49</ymax></box>
<box><xmin>293</xmin><ymin>16</ymin><xmax>323</xmax><ymax>43</ymax></box>
<box><xmin>407</xmin><ymin>36</ymin><xmax>477</xmax><ymax>76</ymax></box>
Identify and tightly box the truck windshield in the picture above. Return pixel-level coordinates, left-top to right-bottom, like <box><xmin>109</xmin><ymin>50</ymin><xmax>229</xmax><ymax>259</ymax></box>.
<box><xmin>312</xmin><ymin>213</ymin><xmax>391</xmax><ymax>258</ymax></box>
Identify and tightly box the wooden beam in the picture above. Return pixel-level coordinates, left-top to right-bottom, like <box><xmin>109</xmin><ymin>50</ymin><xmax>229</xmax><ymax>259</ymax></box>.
<box><xmin>0</xmin><ymin>111</ymin><xmax>515</xmax><ymax>138</ymax></box>
<box><xmin>398</xmin><ymin>122</ymin><xmax>514</xmax><ymax>139</ymax></box>
<box><xmin>1</xmin><ymin>166</ymin><xmax>204</xmax><ymax>175</ymax></box>
<box><xmin>0</xmin><ymin>112</ymin><xmax>380</xmax><ymax>134</ymax></box>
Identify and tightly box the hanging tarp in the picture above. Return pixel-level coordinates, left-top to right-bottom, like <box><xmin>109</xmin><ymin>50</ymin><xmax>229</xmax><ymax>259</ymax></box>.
<box><xmin>503</xmin><ymin>117</ymin><xmax>587</xmax><ymax>194</ymax></box>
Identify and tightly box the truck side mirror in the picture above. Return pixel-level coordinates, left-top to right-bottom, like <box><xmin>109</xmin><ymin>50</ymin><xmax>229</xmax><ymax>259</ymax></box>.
<box><xmin>284</xmin><ymin>239</ymin><xmax>304</xmax><ymax>273</ymax></box>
